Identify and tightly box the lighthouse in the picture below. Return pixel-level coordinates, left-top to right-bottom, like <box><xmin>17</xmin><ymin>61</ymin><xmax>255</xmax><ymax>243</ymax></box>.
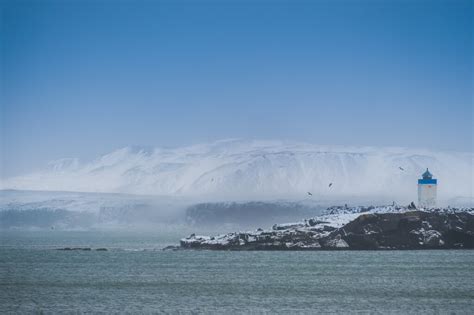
<box><xmin>417</xmin><ymin>168</ymin><xmax>437</xmax><ymax>208</ymax></box>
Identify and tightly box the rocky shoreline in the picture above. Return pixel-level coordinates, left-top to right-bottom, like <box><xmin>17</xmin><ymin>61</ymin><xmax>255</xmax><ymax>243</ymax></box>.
<box><xmin>178</xmin><ymin>206</ymin><xmax>474</xmax><ymax>250</ymax></box>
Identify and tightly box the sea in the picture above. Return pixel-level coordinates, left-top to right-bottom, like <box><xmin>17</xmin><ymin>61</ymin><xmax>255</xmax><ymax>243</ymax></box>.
<box><xmin>1</xmin><ymin>230</ymin><xmax>473</xmax><ymax>314</ymax></box>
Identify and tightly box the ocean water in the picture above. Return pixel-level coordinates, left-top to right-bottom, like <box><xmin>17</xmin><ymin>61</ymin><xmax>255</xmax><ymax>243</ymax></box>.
<box><xmin>1</xmin><ymin>231</ymin><xmax>474</xmax><ymax>314</ymax></box>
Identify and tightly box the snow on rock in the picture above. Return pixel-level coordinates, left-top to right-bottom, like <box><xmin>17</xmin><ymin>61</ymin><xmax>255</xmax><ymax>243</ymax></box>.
<box><xmin>323</xmin><ymin>234</ymin><xmax>350</xmax><ymax>248</ymax></box>
<box><xmin>179</xmin><ymin>205</ymin><xmax>474</xmax><ymax>250</ymax></box>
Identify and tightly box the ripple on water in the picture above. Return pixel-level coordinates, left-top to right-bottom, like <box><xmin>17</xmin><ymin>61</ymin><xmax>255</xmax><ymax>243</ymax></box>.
<box><xmin>1</xmin><ymin>232</ymin><xmax>473</xmax><ymax>313</ymax></box>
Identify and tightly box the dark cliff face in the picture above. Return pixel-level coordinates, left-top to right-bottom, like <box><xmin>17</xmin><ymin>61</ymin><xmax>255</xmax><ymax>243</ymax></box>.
<box><xmin>180</xmin><ymin>210</ymin><xmax>474</xmax><ymax>250</ymax></box>
<box><xmin>322</xmin><ymin>211</ymin><xmax>474</xmax><ymax>250</ymax></box>
<box><xmin>185</xmin><ymin>201</ymin><xmax>323</xmax><ymax>227</ymax></box>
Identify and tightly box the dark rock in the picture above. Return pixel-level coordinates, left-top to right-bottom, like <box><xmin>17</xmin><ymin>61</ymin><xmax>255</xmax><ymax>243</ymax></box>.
<box><xmin>180</xmin><ymin>210</ymin><xmax>474</xmax><ymax>251</ymax></box>
<box><xmin>162</xmin><ymin>245</ymin><xmax>180</xmax><ymax>251</ymax></box>
<box><xmin>308</xmin><ymin>218</ymin><xmax>329</xmax><ymax>226</ymax></box>
<box><xmin>322</xmin><ymin>211</ymin><xmax>474</xmax><ymax>250</ymax></box>
<box><xmin>56</xmin><ymin>247</ymin><xmax>72</xmax><ymax>251</ymax></box>
<box><xmin>322</xmin><ymin>225</ymin><xmax>337</xmax><ymax>232</ymax></box>
<box><xmin>56</xmin><ymin>247</ymin><xmax>92</xmax><ymax>251</ymax></box>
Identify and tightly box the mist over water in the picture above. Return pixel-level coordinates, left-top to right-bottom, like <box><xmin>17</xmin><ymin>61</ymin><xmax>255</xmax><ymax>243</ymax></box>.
<box><xmin>0</xmin><ymin>189</ymin><xmax>433</xmax><ymax>233</ymax></box>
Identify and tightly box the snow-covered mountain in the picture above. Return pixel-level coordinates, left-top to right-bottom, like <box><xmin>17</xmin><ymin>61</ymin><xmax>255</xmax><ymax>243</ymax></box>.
<box><xmin>2</xmin><ymin>139</ymin><xmax>473</xmax><ymax>203</ymax></box>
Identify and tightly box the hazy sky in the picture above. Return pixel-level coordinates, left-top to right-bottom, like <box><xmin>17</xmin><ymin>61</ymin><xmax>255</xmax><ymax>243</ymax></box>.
<box><xmin>1</xmin><ymin>0</ymin><xmax>472</xmax><ymax>177</ymax></box>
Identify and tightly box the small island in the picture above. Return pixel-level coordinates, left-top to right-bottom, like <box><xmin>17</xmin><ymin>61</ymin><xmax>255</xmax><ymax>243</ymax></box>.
<box><xmin>179</xmin><ymin>205</ymin><xmax>474</xmax><ymax>250</ymax></box>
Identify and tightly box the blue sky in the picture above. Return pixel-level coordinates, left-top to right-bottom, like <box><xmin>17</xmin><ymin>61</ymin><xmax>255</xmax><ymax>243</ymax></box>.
<box><xmin>1</xmin><ymin>0</ymin><xmax>472</xmax><ymax>177</ymax></box>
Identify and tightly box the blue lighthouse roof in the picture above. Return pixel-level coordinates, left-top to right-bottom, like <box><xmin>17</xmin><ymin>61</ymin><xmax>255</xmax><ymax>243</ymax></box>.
<box><xmin>422</xmin><ymin>168</ymin><xmax>433</xmax><ymax>179</ymax></box>
<box><xmin>418</xmin><ymin>168</ymin><xmax>437</xmax><ymax>185</ymax></box>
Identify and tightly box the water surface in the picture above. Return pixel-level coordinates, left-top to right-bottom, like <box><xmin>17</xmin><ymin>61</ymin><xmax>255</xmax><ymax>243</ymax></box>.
<box><xmin>1</xmin><ymin>231</ymin><xmax>473</xmax><ymax>313</ymax></box>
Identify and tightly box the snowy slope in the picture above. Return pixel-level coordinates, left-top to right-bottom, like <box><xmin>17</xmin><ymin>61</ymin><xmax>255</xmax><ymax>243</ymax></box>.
<box><xmin>1</xmin><ymin>139</ymin><xmax>473</xmax><ymax>203</ymax></box>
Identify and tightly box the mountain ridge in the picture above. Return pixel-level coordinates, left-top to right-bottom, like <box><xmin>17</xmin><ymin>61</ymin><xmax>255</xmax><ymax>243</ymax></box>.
<box><xmin>2</xmin><ymin>139</ymin><xmax>473</xmax><ymax>202</ymax></box>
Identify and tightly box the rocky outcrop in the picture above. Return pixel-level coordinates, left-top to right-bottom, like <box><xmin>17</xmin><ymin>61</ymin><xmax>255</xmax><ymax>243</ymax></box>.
<box><xmin>330</xmin><ymin>211</ymin><xmax>474</xmax><ymax>249</ymax></box>
<box><xmin>56</xmin><ymin>247</ymin><xmax>108</xmax><ymax>251</ymax></box>
<box><xmin>180</xmin><ymin>207</ymin><xmax>474</xmax><ymax>250</ymax></box>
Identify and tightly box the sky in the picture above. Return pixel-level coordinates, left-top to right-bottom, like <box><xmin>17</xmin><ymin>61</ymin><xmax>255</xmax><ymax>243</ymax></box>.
<box><xmin>1</xmin><ymin>0</ymin><xmax>473</xmax><ymax>177</ymax></box>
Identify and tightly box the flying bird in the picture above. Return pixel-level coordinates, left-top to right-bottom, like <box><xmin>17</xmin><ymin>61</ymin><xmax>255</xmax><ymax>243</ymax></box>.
<box><xmin>307</xmin><ymin>192</ymin><xmax>313</xmax><ymax>196</ymax></box>
<box><xmin>328</xmin><ymin>183</ymin><xmax>333</xmax><ymax>188</ymax></box>
<box><xmin>399</xmin><ymin>167</ymin><xmax>405</xmax><ymax>171</ymax></box>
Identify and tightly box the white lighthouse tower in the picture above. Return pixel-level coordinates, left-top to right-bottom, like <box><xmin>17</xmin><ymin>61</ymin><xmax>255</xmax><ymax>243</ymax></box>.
<box><xmin>417</xmin><ymin>168</ymin><xmax>437</xmax><ymax>208</ymax></box>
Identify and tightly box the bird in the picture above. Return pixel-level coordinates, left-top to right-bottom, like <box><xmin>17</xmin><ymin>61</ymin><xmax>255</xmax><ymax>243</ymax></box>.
<box><xmin>328</xmin><ymin>183</ymin><xmax>333</xmax><ymax>188</ymax></box>
<box><xmin>399</xmin><ymin>167</ymin><xmax>405</xmax><ymax>171</ymax></box>
<box><xmin>307</xmin><ymin>192</ymin><xmax>313</xmax><ymax>196</ymax></box>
